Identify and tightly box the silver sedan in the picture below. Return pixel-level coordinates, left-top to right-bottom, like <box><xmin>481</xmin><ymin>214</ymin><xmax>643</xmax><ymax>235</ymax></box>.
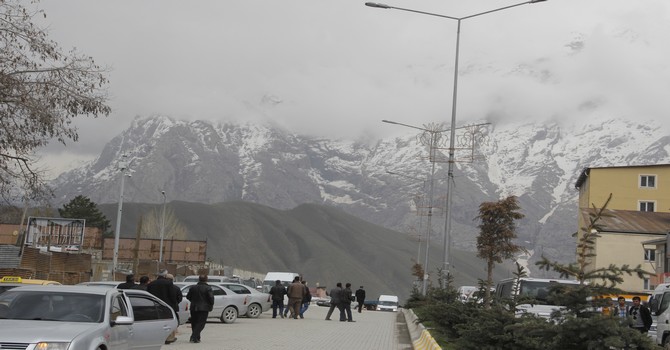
<box><xmin>180</xmin><ymin>283</ymin><xmax>249</xmax><ymax>324</ymax></box>
<box><xmin>217</xmin><ymin>282</ymin><xmax>272</xmax><ymax>318</ymax></box>
<box><xmin>0</xmin><ymin>285</ymin><xmax>177</xmax><ymax>350</ymax></box>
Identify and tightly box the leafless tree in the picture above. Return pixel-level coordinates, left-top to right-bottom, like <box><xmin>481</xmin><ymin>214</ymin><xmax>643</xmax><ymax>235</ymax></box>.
<box><xmin>0</xmin><ymin>0</ymin><xmax>111</xmax><ymax>202</ymax></box>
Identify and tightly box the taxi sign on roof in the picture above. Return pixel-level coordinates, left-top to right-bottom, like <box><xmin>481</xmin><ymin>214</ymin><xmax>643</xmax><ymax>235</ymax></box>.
<box><xmin>0</xmin><ymin>276</ymin><xmax>22</xmax><ymax>283</ymax></box>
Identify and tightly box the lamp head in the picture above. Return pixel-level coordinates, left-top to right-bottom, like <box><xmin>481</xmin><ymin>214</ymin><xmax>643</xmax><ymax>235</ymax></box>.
<box><xmin>365</xmin><ymin>2</ymin><xmax>391</xmax><ymax>9</ymax></box>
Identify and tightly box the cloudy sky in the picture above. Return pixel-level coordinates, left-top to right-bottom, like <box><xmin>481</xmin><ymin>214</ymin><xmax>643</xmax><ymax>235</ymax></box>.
<box><xmin>33</xmin><ymin>0</ymin><xmax>670</xmax><ymax>176</ymax></box>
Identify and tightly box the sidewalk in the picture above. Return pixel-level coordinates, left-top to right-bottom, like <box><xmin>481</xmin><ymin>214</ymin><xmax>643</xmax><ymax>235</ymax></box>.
<box><xmin>168</xmin><ymin>304</ymin><xmax>413</xmax><ymax>350</ymax></box>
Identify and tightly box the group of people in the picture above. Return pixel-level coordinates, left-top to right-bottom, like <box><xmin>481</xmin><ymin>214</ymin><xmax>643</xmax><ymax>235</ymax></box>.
<box><xmin>118</xmin><ymin>271</ymin><xmax>214</xmax><ymax>344</ymax></box>
<box><xmin>269</xmin><ymin>276</ymin><xmax>312</xmax><ymax>319</ymax></box>
<box><xmin>116</xmin><ymin>273</ymin><xmax>150</xmax><ymax>290</ymax></box>
<box><xmin>325</xmin><ymin>282</ymin><xmax>365</xmax><ymax>322</ymax></box>
<box><xmin>605</xmin><ymin>295</ymin><xmax>653</xmax><ymax>333</ymax></box>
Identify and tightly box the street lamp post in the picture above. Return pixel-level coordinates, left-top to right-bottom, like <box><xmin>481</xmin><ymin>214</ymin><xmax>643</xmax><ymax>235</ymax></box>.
<box><xmin>112</xmin><ymin>155</ymin><xmax>130</xmax><ymax>280</ymax></box>
<box><xmin>383</xmin><ymin>120</ymin><xmax>448</xmax><ymax>295</ymax></box>
<box><xmin>159</xmin><ymin>190</ymin><xmax>167</xmax><ymax>264</ymax></box>
<box><xmin>368</xmin><ymin>0</ymin><xmax>547</xmax><ymax>288</ymax></box>
<box><xmin>386</xmin><ymin>170</ymin><xmax>428</xmax><ymax>274</ymax></box>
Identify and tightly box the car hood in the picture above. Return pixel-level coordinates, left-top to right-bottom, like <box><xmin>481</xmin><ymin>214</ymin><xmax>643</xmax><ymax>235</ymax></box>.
<box><xmin>0</xmin><ymin>320</ymin><xmax>96</xmax><ymax>342</ymax></box>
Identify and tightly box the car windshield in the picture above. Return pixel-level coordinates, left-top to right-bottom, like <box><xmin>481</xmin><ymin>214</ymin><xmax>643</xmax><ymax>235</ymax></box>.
<box><xmin>0</xmin><ymin>291</ymin><xmax>104</xmax><ymax>323</ymax></box>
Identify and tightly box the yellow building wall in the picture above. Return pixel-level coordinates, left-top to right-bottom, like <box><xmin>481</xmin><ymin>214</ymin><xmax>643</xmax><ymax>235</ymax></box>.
<box><xmin>594</xmin><ymin>232</ymin><xmax>660</xmax><ymax>292</ymax></box>
<box><xmin>581</xmin><ymin>165</ymin><xmax>670</xmax><ymax>212</ymax></box>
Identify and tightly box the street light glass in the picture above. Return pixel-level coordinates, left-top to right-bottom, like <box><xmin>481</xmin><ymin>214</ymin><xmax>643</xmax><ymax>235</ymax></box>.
<box><xmin>365</xmin><ymin>2</ymin><xmax>391</xmax><ymax>9</ymax></box>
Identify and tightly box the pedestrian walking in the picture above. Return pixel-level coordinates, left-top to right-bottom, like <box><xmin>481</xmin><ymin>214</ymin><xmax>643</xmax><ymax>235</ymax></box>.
<box><xmin>340</xmin><ymin>282</ymin><xmax>355</xmax><ymax>322</ymax></box>
<box><xmin>269</xmin><ymin>280</ymin><xmax>287</xmax><ymax>318</ymax></box>
<box><xmin>286</xmin><ymin>276</ymin><xmax>305</xmax><ymax>319</ymax></box>
<box><xmin>299</xmin><ymin>280</ymin><xmax>312</xmax><ymax>318</ymax></box>
<box><xmin>325</xmin><ymin>282</ymin><xmax>342</xmax><ymax>321</ymax></box>
<box><xmin>355</xmin><ymin>285</ymin><xmax>366</xmax><ymax>313</ymax></box>
<box><xmin>166</xmin><ymin>274</ymin><xmax>183</xmax><ymax>325</ymax></box>
<box><xmin>147</xmin><ymin>270</ymin><xmax>179</xmax><ymax>344</ymax></box>
<box><xmin>186</xmin><ymin>275</ymin><xmax>214</xmax><ymax>343</ymax></box>
<box><xmin>117</xmin><ymin>274</ymin><xmax>136</xmax><ymax>289</ymax></box>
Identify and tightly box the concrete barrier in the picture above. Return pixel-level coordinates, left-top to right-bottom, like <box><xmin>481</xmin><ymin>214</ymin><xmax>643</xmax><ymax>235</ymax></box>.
<box><xmin>402</xmin><ymin>308</ymin><xmax>442</xmax><ymax>350</ymax></box>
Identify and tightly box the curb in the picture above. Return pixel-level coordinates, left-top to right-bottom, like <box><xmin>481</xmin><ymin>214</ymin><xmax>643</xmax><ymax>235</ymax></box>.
<box><xmin>402</xmin><ymin>308</ymin><xmax>442</xmax><ymax>350</ymax></box>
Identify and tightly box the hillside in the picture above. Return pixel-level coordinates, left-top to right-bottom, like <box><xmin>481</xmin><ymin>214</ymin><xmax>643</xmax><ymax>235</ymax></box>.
<box><xmin>98</xmin><ymin>201</ymin><xmax>514</xmax><ymax>302</ymax></box>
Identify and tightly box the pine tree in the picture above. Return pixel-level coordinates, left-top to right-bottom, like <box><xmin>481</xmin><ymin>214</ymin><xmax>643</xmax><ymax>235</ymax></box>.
<box><xmin>58</xmin><ymin>195</ymin><xmax>110</xmax><ymax>233</ymax></box>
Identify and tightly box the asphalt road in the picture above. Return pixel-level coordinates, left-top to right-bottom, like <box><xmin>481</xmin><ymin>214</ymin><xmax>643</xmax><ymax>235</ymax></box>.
<box><xmin>167</xmin><ymin>303</ymin><xmax>413</xmax><ymax>350</ymax></box>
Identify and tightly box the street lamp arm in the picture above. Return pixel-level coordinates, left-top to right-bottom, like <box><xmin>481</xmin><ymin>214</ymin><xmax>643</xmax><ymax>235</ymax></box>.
<box><xmin>366</xmin><ymin>2</ymin><xmax>459</xmax><ymax>20</ymax></box>
<box><xmin>367</xmin><ymin>0</ymin><xmax>546</xmax><ymax>21</ymax></box>
<box><xmin>461</xmin><ymin>0</ymin><xmax>546</xmax><ymax>20</ymax></box>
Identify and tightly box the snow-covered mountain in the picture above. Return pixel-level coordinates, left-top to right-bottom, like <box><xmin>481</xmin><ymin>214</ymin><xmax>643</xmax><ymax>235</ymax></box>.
<box><xmin>51</xmin><ymin>115</ymin><xmax>669</xmax><ymax>274</ymax></box>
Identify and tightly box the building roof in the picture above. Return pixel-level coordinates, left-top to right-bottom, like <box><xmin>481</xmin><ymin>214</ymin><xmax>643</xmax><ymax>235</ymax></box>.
<box><xmin>574</xmin><ymin>164</ymin><xmax>670</xmax><ymax>189</ymax></box>
<box><xmin>580</xmin><ymin>208</ymin><xmax>670</xmax><ymax>235</ymax></box>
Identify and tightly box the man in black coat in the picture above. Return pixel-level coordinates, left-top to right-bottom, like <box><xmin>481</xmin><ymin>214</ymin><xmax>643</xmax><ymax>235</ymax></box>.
<box><xmin>629</xmin><ymin>296</ymin><xmax>653</xmax><ymax>333</ymax></box>
<box><xmin>355</xmin><ymin>286</ymin><xmax>366</xmax><ymax>313</ymax></box>
<box><xmin>147</xmin><ymin>270</ymin><xmax>179</xmax><ymax>343</ymax></box>
<box><xmin>269</xmin><ymin>280</ymin><xmax>287</xmax><ymax>318</ymax></box>
<box><xmin>186</xmin><ymin>275</ymin><xmax>214</xmax><ymax>343</ymax></box>
<box><xmin>116</xmin><ymin>274</ymin><xmax>135</xmax><ymax>289</ymax></box>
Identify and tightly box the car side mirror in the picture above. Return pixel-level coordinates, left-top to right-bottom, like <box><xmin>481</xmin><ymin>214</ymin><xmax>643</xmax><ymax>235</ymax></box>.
<box><xmin>112</xmin><ymin>315</ymin><xmax>134</xmax><ymax>326</ymax></box>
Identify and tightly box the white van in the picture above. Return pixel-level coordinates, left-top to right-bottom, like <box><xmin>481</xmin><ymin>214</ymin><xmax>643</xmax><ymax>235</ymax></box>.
<box><xmin>495</xmin><ymin>277</ymin><xmax>580</xmax><ymax>318</ymax></box>
<box><xmin>261</xmin><ymin>272</ymin><xmax>299</xmax><ymax>293</ymax></box>
<box><xmin>649</xmin><ymin>283</ymin><xmax>670</xmax><ymax>346</ymax></box>
<box><xmin>457</xmin><ymin>286</ymin><xmax>478</xmax><ymax>302</ymax></box>
<box><xmin>377</xmin><ymin>295</ymin><xmax>399</xmax><ymax>312</ymax></box>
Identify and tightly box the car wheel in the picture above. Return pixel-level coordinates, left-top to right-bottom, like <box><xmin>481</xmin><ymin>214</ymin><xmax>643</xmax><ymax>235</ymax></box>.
<box><xmin>220</xmin><ymin>306</ymin><xmax>238</xmax><ymax>324</ymax></box>
<box><xmin>246</xmin><ymin>303</ymin><xmax>262</xmax><ymax>318</ymax></box>
<box><xmin>664</xmin><ymin>335</ymin><xmax>670</xmax><ymax>350</ymax></box>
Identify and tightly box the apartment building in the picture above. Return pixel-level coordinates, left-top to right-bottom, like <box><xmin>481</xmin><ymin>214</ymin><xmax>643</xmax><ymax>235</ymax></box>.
<box><xmin>575</xmin><ymin>164</ymin><xmax>670</xmax><ymax>291</ymax></box>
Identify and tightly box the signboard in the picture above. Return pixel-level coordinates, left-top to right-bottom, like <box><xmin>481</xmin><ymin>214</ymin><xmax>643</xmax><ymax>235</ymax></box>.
<box><xmin>25</xmin><ymin>217</ymin><xmax>85</xmax><ymax>250</ymax></box>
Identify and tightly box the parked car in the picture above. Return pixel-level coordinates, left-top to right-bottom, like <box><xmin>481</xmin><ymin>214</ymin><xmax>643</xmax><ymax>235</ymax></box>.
<box><xmin>217</xmin><ymin>282</ymin><xmax>271</xmax><ymax>318</ymax></box>
<box><xmin>183</xmin><ymin>275</ymin><xmax>229</xmax><ymax>283</ymax></box>
<box><xmin>180</xmin><ymin>283</ymin><xmax>248</xmax><ymax>324</ymax></box>
<box><xmin>316</xmin><ymin>297</ymin><xmax>331</xmax><ymax>307</ymax></box>
<box><xmin>77</xmin><ymin>280</ymin><xmax>190</xmax><ymax>324</ymax></box>
<box><xmin>0</xmin><ymin>285</ymin><xmax>177</xmax><ymax>349</ymax></box>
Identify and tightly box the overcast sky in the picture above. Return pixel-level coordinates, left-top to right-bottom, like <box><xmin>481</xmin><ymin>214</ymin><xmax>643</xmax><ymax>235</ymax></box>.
<box><xmin>33</xmin><ymin>0</ymin><xmax>670</xmax><ymax>176</ymax></box>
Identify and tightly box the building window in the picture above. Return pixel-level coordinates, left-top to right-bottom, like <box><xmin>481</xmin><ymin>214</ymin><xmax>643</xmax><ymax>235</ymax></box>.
<box><xmin>644</xmin><ymin>278</ymin><xmax>650</xmax><ymax>290</ymax></box>
<box><xmin>640</xmin><ymin>175</ymin><xmax>656</xmax><ymax>188</ymax></box>
<box><xmin>645</xmin><ymin>248</ymin><xmax>656</xmax><ymax>262</ymax></box>
<box><xmin>639</xmin><ymin>201</ymin><xmax>656</xmax><ymax>212</ymax></box>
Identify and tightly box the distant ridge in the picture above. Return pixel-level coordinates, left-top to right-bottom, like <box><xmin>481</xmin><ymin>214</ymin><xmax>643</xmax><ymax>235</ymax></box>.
<box><xmin>99</xmin><ymin>200</ymin><xmax>514</xmax><ymax>302</ymax></box>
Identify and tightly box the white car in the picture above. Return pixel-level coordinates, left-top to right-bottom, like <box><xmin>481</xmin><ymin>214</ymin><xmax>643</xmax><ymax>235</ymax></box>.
<box><xmin>0</xmin><ymin>285</ymin><xmax>177</xmax><ymax>350</ymax></box>
<box><xmin>180</xmin><ymin>283</ymin><xmax>249</xmax><ymax>323</ymax></box>
<box><xmin>78</xmin><ymin>280</ymin><xmax>190</xmax><ymax>324</ymax></box>
<box><xmin>218</xmin><ymin>282</ymin><xmax>271</xmax><ymax>318</ymax></box>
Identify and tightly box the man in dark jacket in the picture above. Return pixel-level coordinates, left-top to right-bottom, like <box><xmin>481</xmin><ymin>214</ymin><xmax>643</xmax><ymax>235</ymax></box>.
<box><xmin>339</xmin><ymin>282</ymin><xmax>355</xmax><ymax>322</ymax></box>
<box><xmin>325</xmin><ymin>282</ymin><xmax>342</xmax><ymax>321</ymax></box>
<box><xmin>355</xmin><ymin>286</ymin><xmax>366</xmax><ymax>313</ymax></box>
<box><xmin>186</xmin><ymin>275</ymin><xmax>214</xmax><ymax>343</ymax></box>
<box><xmin>299</xmin><ymin>280</ymin><xmax>312</xmax><ymax>319</ymax></box>
<box><xmin>135</xmin><ymin>275</ymin><xmax>150</xmax><ymax>290</ymax></box>
<box><xmin>269</xmin><ymin>280</ymin><xmax>287</xmax><ymax>318</ymax></box>
<box><xmin>147</xmin><ymin>270</ymin><xmax>179</xmax><ymax>343</ymax></box>
<box><xmin>117</xmin><ymin>274</ymin><xmax>135</xmax><ymax>289</ymax></box>
<box><xmin>629</xmin><ymin>296</ymin><xmax>653</xmax><ymax>333</ymax></box>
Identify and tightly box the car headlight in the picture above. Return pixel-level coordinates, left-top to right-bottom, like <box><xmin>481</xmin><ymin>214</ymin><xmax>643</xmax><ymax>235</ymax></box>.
<box><xmin>35</xmin><ymin>342</ymin><xmax>71</xmax><ymax>350</ymax></box>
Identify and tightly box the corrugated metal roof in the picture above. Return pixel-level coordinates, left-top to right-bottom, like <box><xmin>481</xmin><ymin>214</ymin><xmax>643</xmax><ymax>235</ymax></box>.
<box><xmin>580</xmin><ymin>208</ymin><xmax>670</xmax><ymax>234</ymax></box>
